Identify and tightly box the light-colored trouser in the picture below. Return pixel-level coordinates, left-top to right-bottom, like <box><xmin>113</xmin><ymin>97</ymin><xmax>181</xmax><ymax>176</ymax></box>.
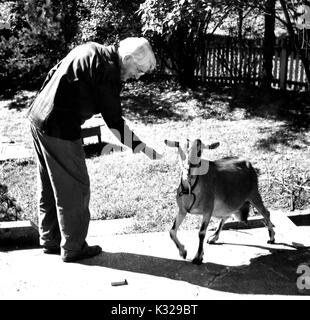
<box><xmin>30</xmin><ymin>124</ymin><xmax>90</xmax><ymax>253</ymax></box>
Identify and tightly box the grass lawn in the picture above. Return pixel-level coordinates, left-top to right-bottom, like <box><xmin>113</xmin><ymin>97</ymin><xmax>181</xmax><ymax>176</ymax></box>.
<box><xmin>1</xmin><ymin>80</ymin><xmax>309</xmax><ymax>233</ymax></box>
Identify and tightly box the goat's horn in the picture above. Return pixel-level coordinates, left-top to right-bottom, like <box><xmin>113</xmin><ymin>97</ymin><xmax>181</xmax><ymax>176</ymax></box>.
<box><xmin>208</xmin><ymin>142</ymin><xmax>220</xmax><ymax>149</ymax></box>
<box><xmin>164</xmin><ymin>139</ymin><xmax>180</xmax><ymax>147</ymax></box>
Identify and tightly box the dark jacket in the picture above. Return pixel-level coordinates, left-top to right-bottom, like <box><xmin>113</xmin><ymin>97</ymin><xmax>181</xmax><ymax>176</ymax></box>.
<box><xmin>28</xmin><ymin>42</ymin><xmax>141</xmax><ymax>148</ymax></box>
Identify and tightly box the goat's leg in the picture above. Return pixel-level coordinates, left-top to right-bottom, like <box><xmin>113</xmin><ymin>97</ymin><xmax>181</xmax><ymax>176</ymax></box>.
<box><xmin>170</xmin><ymin>209</ymin><xmax>187</xmax><ymax>259</ymax></box>
<box><xmin>250</xmin><ymin>192</ymin><xmax>275</xmax><ymax>244</ymax></box>
<box><xmin>207</xmin><ymin>217</ymin><xmax>228</xmax><ymax>244</ymax></box>
<box><xmin>192</xmin><ymin>213</ymin><xmax>212</xmax><ymax>265</ymax></box>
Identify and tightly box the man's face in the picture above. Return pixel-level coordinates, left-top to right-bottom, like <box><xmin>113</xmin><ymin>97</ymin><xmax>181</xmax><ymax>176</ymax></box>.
<box><xmin>120</xmin><ymin>56</ymin><xmax>147</xmax><ymax>81</ymax></box>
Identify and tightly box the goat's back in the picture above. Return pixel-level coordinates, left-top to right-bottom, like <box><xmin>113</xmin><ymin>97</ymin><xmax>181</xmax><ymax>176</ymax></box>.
<box><xmin>211</xmin><ymin>156</ymin><xmax>257</xmax><ymax>189</ymax></box>
<box><xmin>198</xmin><ymin>157</ymin><xmax>258</xmax><ymax>213</ymax></box>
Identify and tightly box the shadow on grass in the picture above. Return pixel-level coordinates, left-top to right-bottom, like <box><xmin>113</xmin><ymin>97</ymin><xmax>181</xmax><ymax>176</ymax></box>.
<box><xmin>120</xmin><ymin>82</ymin><xmax>310</xmax><ymax>153</ymax></box>
<box><xmin>228</xmin><ymin>86</ymin><xmax>310</xmax><ymax>150</ymax></box>
<box><xmin>255</xmin><ymin>124</ymin><xmax>310</xmax><ymax>152</ymax></box>
<box><xmin>83</xmin><ymin>142</ymin><xmax>108</xmax><ymax>158</ymax></box>
<box><xmin>122</xmin><ymin>90</ymin><xmax>186</xmax><ymax>124</ymax></box>
<box><xmin>123</xmin><ymin>82</ymin><xmax>309</xmax><ymax>141</ymax></box>
<box><xmin>0</xmin><ymin>90</ymin><xmax>36</xmax><ymax>111</ymax></box>
<box><xmin>81</xmin><ymin>245</ymin><xmax>310</xmax><ymax>296</ymax></box>
<box><xmin>83</xmin><ymin>142</ymin><xmax>125</xmax><ymax>159</ymax></box>
<box><xmin>1</xmin><ymin>91</ymin><xmax>36</xmax><ymax>111</ymax></box>
<box><xmin>229</xmin><ymin>86</ymin><xmax>309</xmax><ymax>123</ymax></box>
<box><xmin>7</xmin><ymin>95</ymin><xmax>31</xmax><ymax>110</ymax></box>
<box><xmin>3</xmin><ymin>80</ymin><xmax>309</xmax><ymax>150</ymax></box>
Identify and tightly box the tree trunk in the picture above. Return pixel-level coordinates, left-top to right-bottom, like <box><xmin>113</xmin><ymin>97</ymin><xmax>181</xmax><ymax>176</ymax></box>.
<box><xmin>175</xmin><ymin>27</ymin><xmax>197</xmax><ymax>88</ymax></box>
<box><xmin>279</xmin><ymin>0</ymin><xmax>310</xmax><ymax>89</ymax></box>
<box><xmin>238</xmin><ymin>7</ymin><xmax>243</xmax><ymax>42</ymax></box>
<box><xmin>261</xmin><ymin>0</ymin><xmax>275</xmax><ymax>88</ymax></box>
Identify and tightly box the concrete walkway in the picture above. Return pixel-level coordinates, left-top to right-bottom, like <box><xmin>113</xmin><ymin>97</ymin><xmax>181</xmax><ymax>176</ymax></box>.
<box><xmin>1</xmin><ymin>217</ymin><xmax>310</xmax><ymax>300</ymax></box>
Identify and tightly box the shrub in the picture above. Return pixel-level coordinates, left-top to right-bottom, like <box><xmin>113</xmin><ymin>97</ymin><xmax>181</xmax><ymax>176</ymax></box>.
<box><xmin>0</xmin><ymin>184</ymin><xmax>22</xmax><ymax>222</ymax></box>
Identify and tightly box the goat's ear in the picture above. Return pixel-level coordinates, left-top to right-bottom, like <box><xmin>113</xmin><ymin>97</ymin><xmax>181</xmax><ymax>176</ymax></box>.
<box><xmin>164</xmin><ymin>139</ymin><xmax>179</xmax><ymax>148</ymax></box>
<box><xmin>208</xmin><ymin>142</ymin><xmax>220</xmax><ymax>150</ymax></box>
<box><xmin>195</xmin><ymin>139</ymin><xmax>202</xmax><ymax>152</ymax></box>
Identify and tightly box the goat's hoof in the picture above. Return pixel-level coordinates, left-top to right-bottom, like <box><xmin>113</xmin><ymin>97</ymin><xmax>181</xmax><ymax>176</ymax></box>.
<box><xmin>267</xmin><ymin>239</ymin><xmax>275</xmax><ymax>244</ymax></box>
<box><xmin>192</xmin><ymin>257</ymin><xmax>203</xmax><ymax>265</ymax></box>
<box><xmin>179</xmin><ymin>250</ymin><xmax>187</xmax><ymax>259</ymax></box>
<box><xmin>207</xmin><ymin>237</ymin><xmax>218</xmax><ymax>244</ymax></box>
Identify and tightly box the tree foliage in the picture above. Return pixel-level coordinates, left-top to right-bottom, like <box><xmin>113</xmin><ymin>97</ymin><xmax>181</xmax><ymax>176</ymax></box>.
<box><xmin>0</xmin><ymin>183</ymin><xmax>21</xmax><ymax>222</ymax></box>
<box><xmin>0</xmin><ymin>0</ymin><xmax>143</xmax><ymax>91</ymax></box>
<box><xmin>139</xmin><ymin>0</ymin><xmax>310</xmax><ymax>87</ymax></box>
<box><xmin>139</xmin><ymin>0</ymin><xmax>221</xmax><ymax>84</ymax></box>
<box><xmin>279</xmin><ymin>0</ymin><xmax>310</xmax><ymax>86</ymax></box>
<box><xmin>0</xmin><ymin>0</ymin><xmax>69</xmax><ymax>90</ymax></box>
<box><xmin>75</xmin><ymin>0</ymin><xmax>143</xmax><ymax>45</ymax></box>
<box><xmin>0</xmin><ymin>0</ymin><xmax>309</xmax><ymax>90</ymax></box>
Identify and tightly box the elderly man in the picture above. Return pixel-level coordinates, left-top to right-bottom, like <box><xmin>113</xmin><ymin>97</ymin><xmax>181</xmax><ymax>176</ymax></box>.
<box><xmin>28</xmin><ymin>37</ymin><xmax>161</xmax><ymax>262</ymax></box>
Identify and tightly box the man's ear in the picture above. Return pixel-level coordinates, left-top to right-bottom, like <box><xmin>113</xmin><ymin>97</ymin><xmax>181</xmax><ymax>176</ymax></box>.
<box><xmin>208</xmin><ymin>142</ymin><xmax>220</xmax><ymax>150</ymax></box>
<box><xmin>123</xmin><ymin>54</ymin><xmax>134</xmax><ymax>65</ymax></box>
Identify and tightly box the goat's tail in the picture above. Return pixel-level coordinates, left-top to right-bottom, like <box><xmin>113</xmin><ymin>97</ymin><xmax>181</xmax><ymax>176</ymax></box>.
<box><xmin>239</xmin><ymin>201</ymin><xmax>250</xmax><ymax>224</ymax></box>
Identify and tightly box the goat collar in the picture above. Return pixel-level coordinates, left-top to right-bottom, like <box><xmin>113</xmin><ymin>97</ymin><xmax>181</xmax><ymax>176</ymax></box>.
<box><xmin>178</xmin><ymin>174</ymin><xmax>199</xmax><ymax>212</ymax></box>
<box><xmin>179</xmin><ymin>174</ymin><xmax>199</xmax><ymax>196</ymax></box>
<box><xmin>178</xmin><ymin>159</ymin><xmax>208</xmax><ymax>211</ymax></box>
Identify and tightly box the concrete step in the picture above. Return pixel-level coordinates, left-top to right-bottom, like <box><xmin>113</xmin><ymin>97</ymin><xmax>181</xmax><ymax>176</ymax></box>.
<box><xmin>0</xmin><ymin>220</ymin><xmax>39</xmax><ymax>247</ymax></box>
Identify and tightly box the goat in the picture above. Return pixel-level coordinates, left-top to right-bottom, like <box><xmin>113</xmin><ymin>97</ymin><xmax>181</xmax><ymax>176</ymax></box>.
<box><xmin>164</xmin><ymin>138</ymin><xmax>275</xmax><ymax>265</ymax></box>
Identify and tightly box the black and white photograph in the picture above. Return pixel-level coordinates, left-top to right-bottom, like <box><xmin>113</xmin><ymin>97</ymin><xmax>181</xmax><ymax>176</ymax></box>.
<box><xmin>0</xmin><ymin>0</ymin><xmax>310</xmax><ymax>304</ymax></box>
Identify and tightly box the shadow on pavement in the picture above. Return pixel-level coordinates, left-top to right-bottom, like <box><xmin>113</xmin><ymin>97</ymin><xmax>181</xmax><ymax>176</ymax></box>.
<box><xmin>0</xmin><ymin>243</ymin><xmax>40</xmax><ymax>252</ymax></box>
<box><xmin>81</xmin><ymin>244</ymin><xmax>310</xmax><ymax>296</ymax></box>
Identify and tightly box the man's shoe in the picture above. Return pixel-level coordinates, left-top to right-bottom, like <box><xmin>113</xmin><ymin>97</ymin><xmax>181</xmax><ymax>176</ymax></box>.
<box><xmin>43</xmin><ymin>246</ymin><xmax>61</xmax><ymax>255</ymax></box>
<box><xmin>62</xmin><ymin>244</ymin><xmax>102</xmax><ymax>263</ymax></box>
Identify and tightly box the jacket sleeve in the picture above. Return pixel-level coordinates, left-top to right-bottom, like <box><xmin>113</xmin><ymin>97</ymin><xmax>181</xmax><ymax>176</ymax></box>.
<box><xmin>96</xmin><ymin>77</ymin><xmax>145</xmax><ymax>152</ymax></box>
